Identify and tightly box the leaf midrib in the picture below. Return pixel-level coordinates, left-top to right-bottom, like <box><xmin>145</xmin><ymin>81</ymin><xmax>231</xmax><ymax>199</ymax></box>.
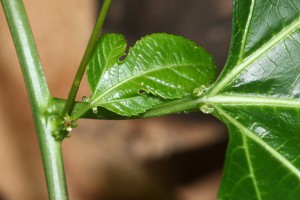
<box><xmin>205</xmin><ymin>94</ymin><xmax>300</xmax><ymax>108</ymax></box>
<box><xmin>91</xmin><ymin>63</ymin><xmax>208</xmax><ymax>104</ymax></box>
<box><xmin>209</xmin><ymin>15</ymin><xmax>300</xmax><ymax>97</ymax></box>
<box><xmin>214</xmin><ymin>105</ymin><xmax>300</xmax><ymax>180</ymax></box>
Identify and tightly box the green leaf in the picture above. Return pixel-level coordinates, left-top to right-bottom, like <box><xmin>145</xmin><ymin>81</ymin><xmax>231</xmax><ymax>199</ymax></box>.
<box><xmin>204</xmin><ymin>0</ymin><xmax>300</xmax><ymax>199</ymax></box>
<box><xmin>87</xmin><ymin>33</ymin><xmax>216</xmax><ymax>116</ymax></box>
<box><xmin>87</xmin><ymin>33</ymin><xmax>126</xmax><ymax>92</ymax></box>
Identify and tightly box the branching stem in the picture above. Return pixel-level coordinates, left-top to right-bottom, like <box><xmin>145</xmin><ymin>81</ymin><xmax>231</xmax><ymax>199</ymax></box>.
<box><xmin>62</xmin><ymin>0</ymin><xmax>112</xmax><ymax>117</ymax></box>
<box><xmin>1</xmin><ymin>0</ymin><xmax>68</xmax><ymax>199</ymax></box>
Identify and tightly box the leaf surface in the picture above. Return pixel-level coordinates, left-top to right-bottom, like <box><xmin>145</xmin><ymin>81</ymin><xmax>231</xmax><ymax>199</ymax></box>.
<box><xmin>87</xmin><ymin>34</ymin><xmax>126</xmax><ymax>92</ymax></box>
<box><xmin>87</xmin><ymin>33</ymin><xmax>216</xmax><ymax>116</ymax></box>
<box><xmin>205</xmin><ymin>0</ymin><xmax>300</xmax><ymax>199</ymax></box>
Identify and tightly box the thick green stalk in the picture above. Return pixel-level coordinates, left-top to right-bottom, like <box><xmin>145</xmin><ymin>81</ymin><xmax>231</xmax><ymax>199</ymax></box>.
<box><xmin>1</xmin><ymin>0</ymin><xmax>68</xmax><ymax>199</ymax></box>
<box><xmin>62</xmin><ymin>0</ymin><xmax>112</xmax><ymax>117</ymax></box>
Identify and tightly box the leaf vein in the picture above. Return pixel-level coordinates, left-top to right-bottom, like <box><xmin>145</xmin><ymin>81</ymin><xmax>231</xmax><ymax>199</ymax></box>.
<box><xmin>209</xmin><ymin>15</ymin><xmax>300</xmax><ymax>96</ymax></box>
<box><xmin>214</xmin><ymin>105</ymin><xmax>300</xmax><ymax>180</ymax></box>
<box><xmin>206</xmin><ymin>94</ymin><xmax>300</xmax><ymax>108</ymax></box>
<box><xmin>238</xmin><ymin>0</ymin><xmax>256</xmax><ymax>62</ymax></box>
<box><xmin>92</xmin><ymin>63</ymin><xmax>203</xmax><ymax>103</ymax></box>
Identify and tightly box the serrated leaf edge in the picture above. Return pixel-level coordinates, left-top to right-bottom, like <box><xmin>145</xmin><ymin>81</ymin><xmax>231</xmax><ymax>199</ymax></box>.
<box><xmin>88</xmin><ymin>34</ymin><xmax>126</xmax><ymax>92</ymax></box>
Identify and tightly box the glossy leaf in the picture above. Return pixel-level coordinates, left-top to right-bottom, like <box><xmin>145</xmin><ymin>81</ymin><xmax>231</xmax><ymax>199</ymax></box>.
<box><xmin>203</xmin><ymin>0</ymin><xmax>300</xmax><ymax>199</ymax></box>
<box><xmin>87</xmin><ymin>33</ymin><xmax>216</xmax><ymax>116</ymax></box>
<box><xmin>87</xmin><ymin>33</ymin><xmax>126</xmax><ymax>92</ymax></box>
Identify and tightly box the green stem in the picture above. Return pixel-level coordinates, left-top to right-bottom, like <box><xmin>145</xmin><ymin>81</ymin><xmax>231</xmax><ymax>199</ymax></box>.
<box><xmin>141</xmin><ymin>97</ymin><xmax>201</xmax><ymax>117</ymax></box>
<box><xmin>1</xmin><ymin>0</ymin><xmax>50</xmax><ymax>103</ymax></box>
<box><xmin>53</xmin><ymin>96</ymin><xmax>204</xmax><ymax>120</ymax></box>
<box><xmin>1</xmin><ymin>0</ymin><xmax>68</xmax><ymax>199</ymax></box>
<box><xmin>62</xmin><ymin>0</ymin><xmax>112</xmax><ymax>117</ymax></box>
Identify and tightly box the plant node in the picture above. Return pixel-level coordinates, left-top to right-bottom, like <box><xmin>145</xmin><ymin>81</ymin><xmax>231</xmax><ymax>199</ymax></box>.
<box><xmin>193</xmin><ymin>85</ymin><xmax>209</xmax><ymax>97</ymax></box>
<box><xmin>199</xmin><ymin>103</ymin><xmax>214</xmax><ymax>114</ymax></box>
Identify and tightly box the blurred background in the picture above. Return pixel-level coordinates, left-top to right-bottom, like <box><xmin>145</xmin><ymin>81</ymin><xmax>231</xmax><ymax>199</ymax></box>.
<box><xmin>0</xmin><ymin>0</ymin><xmax>231</xmax><ymax>199</ymax></box>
